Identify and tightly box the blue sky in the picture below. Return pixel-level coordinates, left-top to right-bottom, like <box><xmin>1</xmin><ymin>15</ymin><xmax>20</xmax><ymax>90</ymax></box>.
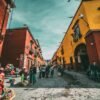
<box><xmin>8</xmin><ymin>0</ymin><xmax>81</xmax><ymax>60</ymax></box>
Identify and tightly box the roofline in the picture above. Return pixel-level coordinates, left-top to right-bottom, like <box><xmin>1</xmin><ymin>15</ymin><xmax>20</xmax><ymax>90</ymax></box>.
<box><xmin>7</xmin><ymin>27</ymin><xmax>44</xmax><ymax>60</ymax></box>
<box><xmin>7</xmin><ymin>27</ymin><xmax>38</xmax><ymax>47</ymax></box>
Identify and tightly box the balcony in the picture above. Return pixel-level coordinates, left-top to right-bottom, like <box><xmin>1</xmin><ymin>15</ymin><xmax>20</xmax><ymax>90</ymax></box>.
<box><xmin>29</xmin><ymin>49</ymin><xmax>33</xmax><ymax>55</ymax></box>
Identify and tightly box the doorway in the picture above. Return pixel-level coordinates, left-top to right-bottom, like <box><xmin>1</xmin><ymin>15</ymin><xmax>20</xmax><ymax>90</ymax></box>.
<box><xmin>74</xmin><ymin>43</ymin><xmax>89</xmax><ymax>71</ymax></box>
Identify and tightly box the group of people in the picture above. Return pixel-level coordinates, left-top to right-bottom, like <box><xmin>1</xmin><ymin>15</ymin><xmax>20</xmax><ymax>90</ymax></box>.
<box><xmin>19</xmin><ymin>64</ymin><xmax>56</xmax><ymax>86</ymax></box>
<box><xmin>39</xmin><ymin>64</ymin><xmax>55</xmax><ymax>79</ymax></box>
<box><xmin>0</xmin><ymin>63</ymin><xmax>18</xmax><ymax>87</ymax></box>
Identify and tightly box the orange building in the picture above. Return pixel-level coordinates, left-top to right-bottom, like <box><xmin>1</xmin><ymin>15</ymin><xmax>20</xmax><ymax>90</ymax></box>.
<box><xmin>1</xmin><ymin>27</ymin><xmax>45</xmax><ymax>70</ymax></box>
<box><xmin>52</xmin><ymin>0</ymin><xmax>100</xmax><ymax>70</ymax></box>
<box><xmin>0</xmin><ymin>0</ymin><xmax>15</xmax><ymax>60</ymax></box>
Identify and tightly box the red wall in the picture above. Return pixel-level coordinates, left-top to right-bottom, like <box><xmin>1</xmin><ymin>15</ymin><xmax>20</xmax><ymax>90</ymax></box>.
<box><xmin>86</xmin><ymin>31</ymin><xmax>100</xmax><ymax>64</ymax></box>
<box><xmin>1</xmin><ymin>27</ymin><xmax>45</xmax><ymax>69</ymax></box>
<box><xmin>0</xmin><ymin>0</ymin><xmax>9</xmax><ymax>57</ymax></box>
<box><xmin>94</xmin><ymin>31</ymin><xmax>100</xmax><ymax>64</ymax></box>
<box><xmin>24</xmin><ymin>29</ymin><xmax>36</xmax><ymax>70</ymax></box>
<box><xmin>1</xmin><ymin>28</ymin><xmax>26</xmax><ymax>67</ymax></box>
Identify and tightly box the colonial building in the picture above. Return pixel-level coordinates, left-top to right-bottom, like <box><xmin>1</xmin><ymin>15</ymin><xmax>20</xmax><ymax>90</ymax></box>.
<box><xmin>1</xmin><ymin>27</ymin><xmax>45</xmax><ymax>70</ymax></box>
<box><xmin>0</xmin><ymin>0</ymin><xmax>15</xmax><ymax>60</ymax></box>
<box><xmin>52</xmin><ymin>0</ymin><xmax>100</xmax><ymax>70</ymax></box>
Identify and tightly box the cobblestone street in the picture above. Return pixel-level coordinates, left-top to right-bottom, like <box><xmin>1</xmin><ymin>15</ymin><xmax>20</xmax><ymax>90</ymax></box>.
<box><xmin>4</xmin><ymin>71</ymin><xmax>100</xmax><ymax>100</ymax></box>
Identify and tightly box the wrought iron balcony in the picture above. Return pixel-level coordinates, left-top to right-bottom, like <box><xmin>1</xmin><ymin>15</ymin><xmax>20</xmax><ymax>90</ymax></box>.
<box><xmin>29</xmin><ymin>49</ymin><xmax>33</xmax><ymax>55</ymax></box>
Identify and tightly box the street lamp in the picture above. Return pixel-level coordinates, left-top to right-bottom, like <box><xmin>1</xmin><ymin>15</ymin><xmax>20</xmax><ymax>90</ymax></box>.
<box><xmin>79</xmin><ymin>13</ymin><xmax>89</xmax><ymax>27</ymax></box>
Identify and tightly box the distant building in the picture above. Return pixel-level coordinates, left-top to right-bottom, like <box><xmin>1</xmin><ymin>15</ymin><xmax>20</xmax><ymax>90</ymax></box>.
<box><xmin>0</xmin><ymin>0</ymin><xmax>15</xmax><ymax>60</ymax></box>
<box><xmin>52</xmin><ymin>0</ymin><xmax>100</xmax><ymax>70</ymax></box>
<box><xmin>1</xmin><ymin>27</ymin><xmax>45</xmax><ymax>70</ymax></box>
<box><xmin>45</xmin><ymin>60</ymin><xmax>51</xmax><ymax>65</ymax></box>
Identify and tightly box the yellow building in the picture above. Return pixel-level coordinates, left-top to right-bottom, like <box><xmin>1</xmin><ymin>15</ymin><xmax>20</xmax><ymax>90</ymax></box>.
<box><xmin>52</xmin><ymin>0</ymin><xmax>100</xmax><ymax>70</ymax></box>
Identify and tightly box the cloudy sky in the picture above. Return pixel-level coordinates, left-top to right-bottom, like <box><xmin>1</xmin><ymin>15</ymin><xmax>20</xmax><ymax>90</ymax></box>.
<box><xmin>8</xmin><ymin>0</ymin><xmax>81</xmax><ymax>60</ymax></box>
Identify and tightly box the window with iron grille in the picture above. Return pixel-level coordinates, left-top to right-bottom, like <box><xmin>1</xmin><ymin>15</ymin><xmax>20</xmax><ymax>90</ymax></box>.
<box><xmin>61</xmin><ymin>46</ymin><xmax>64</xmax><ymax>55</ymax></box>
<box><xmin>73</xmin><ymin>24</ymin><xmax>82</xmax><ymax>42</ymax></box>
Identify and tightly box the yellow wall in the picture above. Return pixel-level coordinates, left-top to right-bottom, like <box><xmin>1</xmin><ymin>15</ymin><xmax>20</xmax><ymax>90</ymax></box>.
<box><xmin>52</xmin><ymin>0</ymin><xmax>100</xmax><ymax>65</ymax></box>
<box><xmin>83</xmin><ymin>0</ymin><xmax>100</xmax><ymax>30</ymax></box>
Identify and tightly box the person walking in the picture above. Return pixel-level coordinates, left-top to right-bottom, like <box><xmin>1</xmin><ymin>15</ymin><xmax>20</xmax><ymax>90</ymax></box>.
<box><xmin>50</xmin><ymin>66</ymin><xmax>54</xmax><ymax>78</ymax></box>
<box><xmin>29</xmin><ymin>66</ymin><xmax>33</xmax><ymax>84</ymax></box>
<box><xmin>32</xmin><ymin>65</ymin><xmax>37</xmax><ymax>85</ymax></box>
<box><xmin>20</xmin><ymin>69</ymin><xmax>25</xmax><ymax>84</ymax></box>
<box><xmin>39</xmin><ymin>66</ymin><xmax>42</xmax><ymax>79</ymax></box>
<box><xmin>45</xmin><ymin>65</ymin><xmax>50</xmax><ymax>78</ymax></box>
<box><xmin>41</xmin><ymin>65</ymin><xmax>46</xmax><ymax>78</ymax></box>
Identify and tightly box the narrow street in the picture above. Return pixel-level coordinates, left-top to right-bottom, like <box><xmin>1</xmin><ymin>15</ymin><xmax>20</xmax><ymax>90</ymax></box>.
<box><xmin>4</xmin><ymin>70</ymin><xmax>100</xmax><ymax>100</ymax></box>
<box><xmin>0</xmin><ymin>0</ymin><xmax>100</xmax><ymax>100</ymax></box>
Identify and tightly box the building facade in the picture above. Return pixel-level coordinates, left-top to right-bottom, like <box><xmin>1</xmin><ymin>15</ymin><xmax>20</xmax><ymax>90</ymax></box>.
<box><xmin>85</xmin><ymin>30</ymin><xmax>100</xmax><ymax>65</ymax></box>
<box><xmin>0</xmin><ymin>0</ymin><xmax>15</xmax><ymax>60</ymax></box>
<box><xmin>1</xmin><ymin>27</ymin><xmax>45</xmax><ymax>70</ymax></box>
<box><xmin>52</xmin><ymin>0</ymin><xmax>100</xmax><ymax>70</ymax></box>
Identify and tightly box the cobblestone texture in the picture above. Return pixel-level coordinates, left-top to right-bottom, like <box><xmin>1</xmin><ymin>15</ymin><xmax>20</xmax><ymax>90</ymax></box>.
<box><xmin>4</xmin><ymin>70</ymin><xmax>100</xmax><ymax>100</ymax></box>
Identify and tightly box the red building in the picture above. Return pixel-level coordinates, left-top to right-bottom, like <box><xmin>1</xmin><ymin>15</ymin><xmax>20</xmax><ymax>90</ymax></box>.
<box><xmin>85</xmin><ymin>30</ymin><xmax>100</xmax><ymax>65</ymax></box>
<box><xmin>0</xmin><ymin>0</ymin><xmax>15</xmax><ymax>59</ymax></box>
<box><xmin>1</xmin><ymin>27</ymin><xmax>45</xmax><ymax>70</ymax></box>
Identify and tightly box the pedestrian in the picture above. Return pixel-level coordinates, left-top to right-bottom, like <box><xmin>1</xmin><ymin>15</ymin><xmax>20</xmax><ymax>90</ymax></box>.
<box><xmin>31</xmin><ymin>65</ymin><xmax>37</xmax><ymax>85</ymax></box>
<box><xmin>50</xmin><ymin>66</ymin><xmax>54</xmax><ymax>78</ymax></box>
<box><xmin>41</xmin><ymin>65</ymin><xmax>46</xmax><ymax>78</ymax></box>
<box><xmin>38</xmin><ymin>66</ymin><xmax>42</xmax><ymax>79</ymax></box>
<box><xmin>57</xmin><ymin>65</ymin><xmax>61</xmax><ymax>76</ymax></box>
<box><xmin>45</xmin><ymin>65</ymin><xmax>50</xmax><ymax>78</ymax></box>
<box><xmin>29</xmin><ymin>66</ymin><xmax>33</xmax><ymax>84</ymax></box>
<box><xmin>9</xmin><ymin>77</ymin><xmax>15</xmax><ymax>87</ymax></box>
<box><xmin>20</xmin><ymin>68</ymin><xmax>28</xmax><ymax>84</ymax></box>
<box><xmin>61</xmin><ymin>65</ymin><xmax>64</xmax><ymax>76</ymax></box>
<box><xmin>20</xmin><ymin>69</ymin><xmax>24</xmax><ymax>83</ymax></box>
<box><xmin>10</xmin><ymin>69</ymin><xmax>15</xmax><ymax>76</ymax></box>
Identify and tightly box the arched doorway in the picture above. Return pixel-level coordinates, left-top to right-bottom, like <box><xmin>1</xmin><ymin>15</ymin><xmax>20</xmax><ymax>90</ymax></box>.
<box><xmin>74</xmin><ymin>43</ymin><xmax>89</xmax><ymax>71</ymax></box>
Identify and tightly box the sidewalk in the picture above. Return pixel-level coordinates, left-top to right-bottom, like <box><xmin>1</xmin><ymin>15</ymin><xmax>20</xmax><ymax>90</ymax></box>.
<box><xmin>64</xmin><ymin>70</ymin><xmax>100</xmax><ymax>88</ymax></box>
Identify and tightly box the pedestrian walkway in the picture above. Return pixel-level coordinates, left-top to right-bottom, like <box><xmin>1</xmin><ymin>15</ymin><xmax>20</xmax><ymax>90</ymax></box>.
<box><xmin>64</xmin><ymin>70</ymin><xmax>100</xmax><ymax>88</ymax></box>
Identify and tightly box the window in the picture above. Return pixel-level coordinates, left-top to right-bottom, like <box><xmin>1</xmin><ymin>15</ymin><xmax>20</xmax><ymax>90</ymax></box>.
<box><xmin>73</xmin><ymin>24</ymin><xmax>82</xmax><ymax>42</ymax></box>
<box><xmin>61</xmin><ymin>46</ymin><xmax>64</xmax><ymax>55</ymax></box>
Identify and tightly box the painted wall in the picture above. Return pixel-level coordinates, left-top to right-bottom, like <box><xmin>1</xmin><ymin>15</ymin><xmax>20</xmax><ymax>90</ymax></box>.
<box><xmin>0</xmin><ymin>0</ymin><xmax>9</xmax><ymax>57</ymax></box>
<box><xmin>1</xmin><ymin>28</ymin><xmax>26</xmax><ymax>67</ymax></box>
<box><xmin>1</xmin><ymin>27</ymin><xmax>45</xmax><ymax>69</ymax></box>
<box><xmin>52</xmin><ymin>0</ymin><xmax>100</xmax><ymax>67</ymax></box>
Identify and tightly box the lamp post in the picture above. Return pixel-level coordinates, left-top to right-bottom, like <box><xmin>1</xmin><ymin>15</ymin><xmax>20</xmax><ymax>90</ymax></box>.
<box><xmin>79</xmin><ymin>14</ymin><xmax>90</xmax><ymax>28</ymax></box>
